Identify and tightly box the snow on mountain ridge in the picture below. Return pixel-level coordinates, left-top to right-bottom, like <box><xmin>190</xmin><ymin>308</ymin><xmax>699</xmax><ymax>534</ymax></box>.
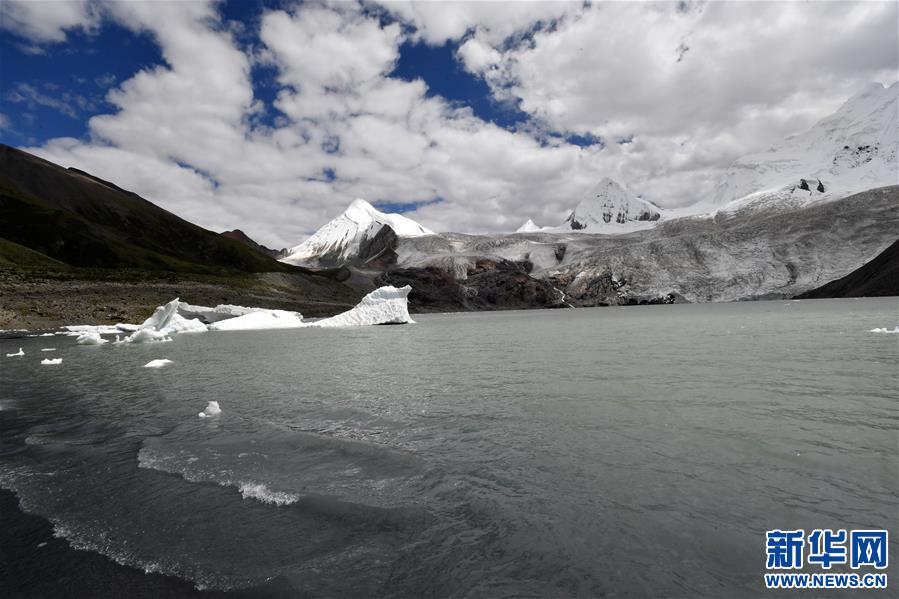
<box><xmin>711</xmin><ymin>81</ymin><xmax>898</xmax><ymax>208</ymax></box>
<box><xmin>516</xmin><ymin>178</ymin><xmax>662</xmax><ymax>234</ymax></box>
<box><xmin>566</xmin><ymin>178</ymin><xmax>661</xmax><ymax>230</ymax></box>
<box><xmin>280</xmin><ymin>199</ymin><xmax>433</xmax><ymax>266</ymax></box>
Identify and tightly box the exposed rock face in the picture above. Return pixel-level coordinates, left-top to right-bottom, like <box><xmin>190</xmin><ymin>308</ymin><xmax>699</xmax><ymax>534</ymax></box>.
<box><xmin>356</xmin><ymin>224</ymin><xmax>399</xmax><ymax>268</ymax></box>
<box><xmin>375</xmin><ymin>259</ymin><xmax>563</xmax><ymax>312</ymax></box>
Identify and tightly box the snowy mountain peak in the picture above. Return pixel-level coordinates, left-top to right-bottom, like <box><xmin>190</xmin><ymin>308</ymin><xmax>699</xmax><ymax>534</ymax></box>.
<box><xmin>712</xmin><ymin>80</ymin><xmax>898</xmax><ymax>208</ymax></box>
<box><xmin>513</xmin><ymin>178</ymin><xmax>663</xmax><ymax>234</ymax></box>
<box><xmin>516</xmin><ymin>219</ymin><xmax>540</xmax><ymax>233</ymax></box>
<box><xmin>565</xmin><ymin>178</ymin><xmax>661</xmax><ymax>230</ymax></box>
<box><xmin>280</xmin><ymin>199</ymin><xmax>433</xmax><ymax>266</ymax></box>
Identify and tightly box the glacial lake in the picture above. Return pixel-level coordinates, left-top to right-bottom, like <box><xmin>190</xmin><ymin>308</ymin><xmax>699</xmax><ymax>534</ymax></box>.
<box><xmin>1</xmin><ymin>298</ymin><xmax>897</xmax><ymax>597</ymax></box>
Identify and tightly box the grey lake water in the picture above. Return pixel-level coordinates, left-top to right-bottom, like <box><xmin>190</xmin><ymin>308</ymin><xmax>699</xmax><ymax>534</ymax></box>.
<box><xmin>1</xmin><ymin>298</ymin><xmax>897</xmax><ymax>598</ymax></box>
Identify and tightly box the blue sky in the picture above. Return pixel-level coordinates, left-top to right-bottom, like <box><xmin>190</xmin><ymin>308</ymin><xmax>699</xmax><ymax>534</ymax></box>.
<box><xmin>0</xmin><ymin>0</ymin><xmax>600</xmax><ymax>152</ymax></box>
<box><xmin>0</xmin><ymin>1</ymin><xmax>894</xmax><ymax>246</ymax></box>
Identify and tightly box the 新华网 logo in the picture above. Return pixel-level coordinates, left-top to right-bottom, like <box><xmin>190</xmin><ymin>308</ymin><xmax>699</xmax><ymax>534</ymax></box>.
<box><xmin>764</xmin><ymin>529</ymin><xmax>889</xmax><ymax>590</ymax></box>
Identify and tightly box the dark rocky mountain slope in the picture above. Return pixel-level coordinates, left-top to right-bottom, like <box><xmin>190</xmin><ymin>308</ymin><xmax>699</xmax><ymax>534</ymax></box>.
<box><xmin>0</xmin><ymin>144</ymin><xmax>289</xmax><ymax>274</ymax></box>
<box><xmin>795</xmin><ymin>237</ymin><xmax>899</xmax><ymax>298</ymax></box>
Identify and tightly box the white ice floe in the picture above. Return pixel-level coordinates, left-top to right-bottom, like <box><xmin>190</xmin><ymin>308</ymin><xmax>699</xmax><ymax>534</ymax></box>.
<box><xmin>143</xmin><ymin>359</ymin><xmax>173</xmax><ymax>368</ymax></box>
<box><xmin>41</xmin><ymin>358</ymin><xmax>62</xmax><ymax>365</ymax></box>
<box><xmin>869</xmin><ymin>326</ymin><xmax>899</xmax><ymax>334</ymax></box>
<box><xmin>76</xmin><ymin>331</ymin><xmax>108</xmax><ymax>345</ymax></box>
<box><xmin>198</xmin><ymin>401</ymin><xmax>221</xmax><ymax>418</ymax></box>
<box><xmin>313</xmin><ymin>285</ymin><xmax>414</xmax><ymax>327</ymax></box>
<box><xmin>207</xmin><ymin>309</ymin><xmax>305</xmax><ymax>331</ymax></box>
<box><xmin>6</xmin><ymin>348</ymin><xmax>24</xmax><ymax>357</ymax></box>
<box><xmin>41</xmin><ymin>348</ymin><xmax>56</xmax><ymax>352</ymax></box>
<box><xmin>60</xmin><ymin>286</ymin><xmax>414</xmax><ymax>342</ymax></box>
<box><xmin>63</xmin><ymin>324</ymin><xmax>124</xmax><ymax>336</ymax></box>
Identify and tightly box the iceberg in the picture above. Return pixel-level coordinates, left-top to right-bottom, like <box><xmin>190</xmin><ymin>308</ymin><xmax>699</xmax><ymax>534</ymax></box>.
<box><xmin>114</xmin><ymin>298</ymin><xmax>206</xmax><ymax>343</ymax></box>
<box><xmin>63</xmin><ymin>286</ymin><xmax>414</xmax><ymax>342</ymax></box>
<box><xmin>76</xmin><ymin>332</ymin><xmax>108</xmax><ymax>345</ymax></box>
<box><xmin>144</xmin><ymin>359</ymin><xmax>173</xmax><ymax>368</ymax></box>
<box><xmin>313</xmin><ymin>285</ymin><xmax>414</xmax><ymax>327</ymax></box>
<box><xmin>41</xmin><ymin>348</ymin><xmax>56</xmax><ymax>352</ymax></box>
<box><xmin>869</xmin><ymin>326</ymin><xmax>899</xmax><ymax>334</ymax></box>
<box><xmin>198</xmin><ymin>400</ymin><xmax>221</xmax><ymax>418</ymax></box>
<box><xmin>6</xmin><ymin>348</ymin><xmax>24</xmax><ymax>357</ymax></box>
<box><xmin>208</xmin><ymin>309</ymin><xmax>306</xmax><ymax>332</ymax></box>
<box><xmin>41</xmin><ymin>358</ymin><xmax>62</xmax><ymax>365</ymax></box>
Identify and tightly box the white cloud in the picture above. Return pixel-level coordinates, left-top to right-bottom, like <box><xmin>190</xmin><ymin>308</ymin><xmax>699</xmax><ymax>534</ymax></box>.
<box><xmin>18</xmin><ymin>0</ymin><xmax>899</xmax><ymax>248</ymax></box>
<box><xmin>374</xmin><ymin>0</ymin><xmax>580</xmax><ymax>46</ymax></box>
<box><xmin>461</xmin><ymin>1</ymin><xmax>899</xmax><ymax>206</ymax></box>
<box><xmin>0</xmin><ymin>0</ymin><xmax>99</xmax><ymax>44</ymax></box>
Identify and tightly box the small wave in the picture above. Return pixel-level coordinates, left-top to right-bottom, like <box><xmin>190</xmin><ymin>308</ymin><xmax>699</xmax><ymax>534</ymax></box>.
<box><xmin>238</xmin><ymin>482</ymin><xmax>298</xmax><ymax>506</ymax></box>
<box><xmin>869</xmin><ymin>326</ymin><xmax>899</xmax><ymax>334</ymax></box>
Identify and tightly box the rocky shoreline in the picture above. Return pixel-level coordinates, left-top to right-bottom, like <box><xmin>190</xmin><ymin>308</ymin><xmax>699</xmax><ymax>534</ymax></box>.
<box><xmin>0</xmin><ymin>269</ymin><xmax>362</xmax><ymax>331</ymax></box>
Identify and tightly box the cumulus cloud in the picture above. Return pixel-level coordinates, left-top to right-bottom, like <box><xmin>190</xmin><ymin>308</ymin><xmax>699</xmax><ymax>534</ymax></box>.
<box><xmin>0</xmin><ymin>0</ymin><xmax>99</xmax><ymax>45</ymax></box>
<box><xmin>459</xmin><ymin>0</ymin><xmax>899</xmax><ymax>205</ymax></box>
<box><xmin>17</xmin><ymin>0</ymin><xmax>899</xmax><ymax>247</ymax></box>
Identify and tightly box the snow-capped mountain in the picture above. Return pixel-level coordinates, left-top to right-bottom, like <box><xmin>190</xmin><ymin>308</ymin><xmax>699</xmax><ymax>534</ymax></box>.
<box><xmin>516</xmin><ymin>219</ymin><xmax>541</xmax><ymax>233</ymax></box>
<box><xmin>711</xmin><ymin>81</ymin><xmax>897</xmax><ymax>210</ymax></box>
<box><xmin>516</xmin><ymin>178</ymin><xmax>662</xmax><ymax>233</ymax></box>
<box><xmin>280</xmin><ymin>199</ymin><xmax>434</xmax><ymax>266</ymax></box>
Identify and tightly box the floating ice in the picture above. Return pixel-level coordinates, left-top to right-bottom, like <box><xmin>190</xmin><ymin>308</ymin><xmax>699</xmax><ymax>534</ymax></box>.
<box><xmin>76</xmin><ymin>331</ymin><xmax>108</xmax><ymax>345</ymax></box>
<box><xmin>6</xmin><ymin>347</ymin><xmax>24</xmax><ymax>357</ymax></box>
<box><xmin>40</xmin><ymin>348</ymin><xmax>56</xmax><ymax>352</ymax></box>
<box><xmin>144</xmin><ymin>359</ymin><xmax>173</xmax><ymax>368</ymax></box>
<box><xmin>41</xmin><ymin>358</ymin><xmax>62</xmax><ymax>365</ymax></box>
<box><xmin>869</xmin><ymin>326</ymin><xmax>899</xmax><ymax>334</ymax></box>
<box><xmin>63</xmin><ymin>324</ymin><xmax>124</xmax><ymax>336</ymax></box>
<box><xmin>121</xmin><ymin>329</ymin><xmax>172</xmax><ymax>344</ymax></box>
<box><xmin>198</xmin><ymin>401</ymin><xmax>221</xmax><ymax>418</ymax></box>
<box><xmin>57</xmin><ymin>286</ymin><xmax>414</xmax><ymax>341</ymax></box>
<box><xmin>313</xmin><ymin>285</ymin><xmax>414</xmax><ymax>327</ymax></box>
<box><xmin>208</xmin><ymin>309</ymin><xmax>305</xmax><ymax>331</ymax></box>
<box><xmin>177</xmin><ymin>302</ymin><xmax>272</xmax><ymax>324</ymax></box>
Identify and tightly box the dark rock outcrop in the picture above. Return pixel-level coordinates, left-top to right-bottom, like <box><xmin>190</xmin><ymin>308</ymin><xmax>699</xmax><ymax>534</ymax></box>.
<box><xmin>376</xmin><ymin>259</ymin><xmax>562</xmax><ymax>312</ymax></box>
<box><xmin>795</xmin><ymin>238</ymin><xmax>899</xmax><ymax>298</ymax></box>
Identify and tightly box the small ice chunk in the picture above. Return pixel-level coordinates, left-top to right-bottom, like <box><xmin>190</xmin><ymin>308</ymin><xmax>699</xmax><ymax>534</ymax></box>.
<box><xmin>63</xmin><ymin>324</ymin><xmax>122</xmax><ymax>336</ymax></box>
<box><xmin>76</xmin><ymin>332</ymin><xmax>108</xmax><ymax>345</ymax></box>
<box><xmin>6</xmin><ymin>348</ymin><xmax>24</xmax><ymax>357</ymax></box>
<box><xmin>143</xmin><ymin>359</ymin><xmax>173</xmax><ymax>368</ymax></box>
<box><xmin>869</xmin><ymin>326</ymin><xmax>899</xmax><ymax>334</ymax></box>
<box><xmin>41</xmin><ymin>348</ymin><xmax>56</xmax><ymax>352</ymax></box>
<box><xmin>122</xmin><ymin>329</ymin><xmax>172</xmax><ymax>344</ymax></box>
<box><xmin>41</xmin><ymin>358</ymin><xmax>62</xmax><ymax>365</ymax></box>
<box><xmin>198</xmin><ymin>400</ymin><xmax>221</xmax><ymax>418</ymax></box>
